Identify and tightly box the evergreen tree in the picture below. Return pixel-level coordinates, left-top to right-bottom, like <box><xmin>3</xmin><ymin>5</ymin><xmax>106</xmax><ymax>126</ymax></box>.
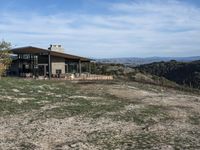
<box><xmin>0</xmin><ymin>40</ymin><xmax>12</xmax><ymax>78</ymax></box>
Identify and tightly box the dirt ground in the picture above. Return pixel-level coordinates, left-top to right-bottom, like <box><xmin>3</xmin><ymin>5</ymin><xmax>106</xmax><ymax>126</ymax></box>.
<box><xmin>0</xmin><ymin>78</ymin><xmax>200</xmax><ymax>149</ymax></box>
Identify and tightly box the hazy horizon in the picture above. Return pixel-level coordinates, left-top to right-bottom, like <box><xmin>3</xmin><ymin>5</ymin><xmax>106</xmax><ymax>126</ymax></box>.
<box><xmin>95</xmin><ymin>55</ymin><xmax>200</xmax><ymax>59</ymax></box>
<box><xmin>1</xmin><ymin>0</ymin><xmax>200</xmax><ymax>58</ymax></box>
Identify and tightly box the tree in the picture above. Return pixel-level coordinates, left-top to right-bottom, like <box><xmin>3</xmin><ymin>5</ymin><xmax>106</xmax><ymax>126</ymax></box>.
<box><xmin>0</xmin><ymin>40</ymin><xmax>12</xmax><ymax>78</ymax></box>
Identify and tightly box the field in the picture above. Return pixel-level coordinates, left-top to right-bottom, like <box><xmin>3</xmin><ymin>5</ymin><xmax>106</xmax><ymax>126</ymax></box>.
<box><xmin>0</xmin><ymin>78</ymin><xmax>200</xmax><ymax>149</ymax></box>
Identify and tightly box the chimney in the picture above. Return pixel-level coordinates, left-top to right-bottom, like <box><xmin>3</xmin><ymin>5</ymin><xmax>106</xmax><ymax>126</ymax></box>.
<box><xmin>48</xmin><ymin>44</ymin><xmax>64</xmax><ymax>53</ymax></box>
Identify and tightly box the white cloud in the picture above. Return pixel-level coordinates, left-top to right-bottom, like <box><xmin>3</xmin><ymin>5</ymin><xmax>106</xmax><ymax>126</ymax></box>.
<box><xmin>0</xmin><ymin>0</ymin><xmax>200</xmax><ymax>58</ymax></box>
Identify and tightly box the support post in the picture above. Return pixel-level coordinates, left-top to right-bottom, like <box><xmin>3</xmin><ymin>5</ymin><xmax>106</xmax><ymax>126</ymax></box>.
<box><xmin>79</xmin><ymin>60</ymin><xmax>81</xmax><ymax>76</ymax></box>
<box><xmin>44</xmin><ymin>65</ymin><xmax>47</xmax><ymax>77</ymax></box>
<box><xmin>76</xmin><ymin>63</ymin><xmax>79</xmax><ymax>73</ymax></box>
<box><xmin>18</xmin><ymin>54</ymin><xmax>20</xmax><ymax>76</ymax></box>
<box><xmin>48</xmin><ymin>53</ymin><xmax>51</xmax><ymax>79</ymax></box>
<box><xmin>89</xmin><ymin>62</ymin><xmax>91</xmax><ymax>74</ymax></box>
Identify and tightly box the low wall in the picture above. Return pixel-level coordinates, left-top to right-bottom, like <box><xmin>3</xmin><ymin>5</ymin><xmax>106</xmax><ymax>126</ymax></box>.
<box><xmin>22</xmin><ymin>73</ymin><xmax>114</xmax><ymax>81</ymax></box>
<box><xmin>71</xmin><ymin>74</ymin><xmax>113</xmax><ymax>80</ymax></box>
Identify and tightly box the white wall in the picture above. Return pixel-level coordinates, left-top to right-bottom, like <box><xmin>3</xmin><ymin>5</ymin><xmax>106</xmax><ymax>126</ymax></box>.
<box><xmin>51</xmin><ymin>56</ymin><xmax>65</xmax><ymax>74</ymax></box>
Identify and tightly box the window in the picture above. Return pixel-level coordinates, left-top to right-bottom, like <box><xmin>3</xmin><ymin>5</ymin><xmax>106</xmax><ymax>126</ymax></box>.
<box><xmin>25</xmin><ymin>64</ymin><xmax>29</xmax><ymax>69</ymax></box>
<box><xmin>22</xmin><ymin>54</ymin><xmax>30</xmax><ymax>60</ymax></box>
<box><xmin>34</xmin><ymin>55</ymin><xmax>38</xmax><ymax>68</ymax></box>
<box><xmin>56</xmin><ymin>69</ymin><xmax>62</xmax><ymax>74</ymax></box>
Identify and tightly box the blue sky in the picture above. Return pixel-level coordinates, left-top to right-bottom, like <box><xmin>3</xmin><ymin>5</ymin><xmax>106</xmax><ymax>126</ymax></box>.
<box><xmin>1</xmin><ymin>0</ymin><xmax>200</xmax><ymax>58</ymax></box>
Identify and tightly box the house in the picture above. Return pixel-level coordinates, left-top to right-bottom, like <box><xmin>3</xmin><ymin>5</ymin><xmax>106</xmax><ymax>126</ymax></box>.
<box><xmin>8</xmin><ymin>45</ymin><xmax>91</xmax><ymax>78</ymax></box>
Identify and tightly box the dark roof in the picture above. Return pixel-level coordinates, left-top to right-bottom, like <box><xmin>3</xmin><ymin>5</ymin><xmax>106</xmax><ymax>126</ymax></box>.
<box><xmin>11</xmin><ymin>46</ymin><xmax>91</xmax><ymax>62</ymax></box>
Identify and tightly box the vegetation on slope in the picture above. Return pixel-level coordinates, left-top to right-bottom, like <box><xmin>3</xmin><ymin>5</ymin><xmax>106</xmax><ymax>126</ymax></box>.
<box><xmin>91</xmin><ymin>63</ymin><xmax>189</xmax><ymax>90</ymax></box>
<box><xmin>136</xmin><ymin>60</ymin><xmax>200</xmax><ymax>89</ymax></box>
<box><xmin>92</xmin><ymin>60</ymin><xmax>200</xmax><ymax>90</ymax></box>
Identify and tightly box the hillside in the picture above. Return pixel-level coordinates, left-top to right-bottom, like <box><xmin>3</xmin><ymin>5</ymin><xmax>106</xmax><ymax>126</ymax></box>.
<box><xmin>91</xmin><ymin>63</ymin><xmax>197</xmax><ymax>91</ymax></box>
<box><xmin>0</xmin><ymin>78</ymin><xmax>200</xmax><ymax>149</ymax></box>
<box><xmin>136</xmin><ymin>60</ymin><xmax>200</xmax><ymax>89</ymax></box>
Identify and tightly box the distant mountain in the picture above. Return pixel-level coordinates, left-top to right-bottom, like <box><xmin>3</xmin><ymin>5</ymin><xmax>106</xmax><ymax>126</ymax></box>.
<box><xmin>96</xmin><ymin>56</ymin><xmax>200</xmax><ymax>66</ymax></box>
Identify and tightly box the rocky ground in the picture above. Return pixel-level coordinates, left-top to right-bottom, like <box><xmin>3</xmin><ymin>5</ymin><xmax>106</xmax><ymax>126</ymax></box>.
<box><xmin>0</xmin><ymin>78</ymin><xmax>200</xmax><ymax>149</ymax></box>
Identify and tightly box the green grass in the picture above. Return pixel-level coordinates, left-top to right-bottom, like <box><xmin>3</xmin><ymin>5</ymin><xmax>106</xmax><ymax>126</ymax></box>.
<box><xmin>39</xmin><ymin>96</ymin><xmax>127</xmax><ymax>119</ymax></box>
<box><xmin>0</xmin><ymin>78</ymin><xmax>128</xmax><ymax>118</ymax></box>
<box><xmin>87</xmin><ymin>129</ymin><xmax>200</xmax><ymax>150</ymax></box>
<box><xmin>188</xmin><ymin>113</ymin><xmax>200</xmax><ymax>125</ymax></box>
<box><xmin>0</xmin><ymin>78</ymin><xmax>172</xmax><ymax>122</ymax></box>
<box><xmin>19</xmin><ymin>142</ymin><xmax>37</xmax><ymax>150</ymax></box>
<box><xmin>0</xmin><ymin>77</ymin><xmax>78</xmax><ymax>115</ymax></box>
<box><xmin>111</xmin><ymin>105</ymin><xmax>171</xmax><ymax>125</ymax></box>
